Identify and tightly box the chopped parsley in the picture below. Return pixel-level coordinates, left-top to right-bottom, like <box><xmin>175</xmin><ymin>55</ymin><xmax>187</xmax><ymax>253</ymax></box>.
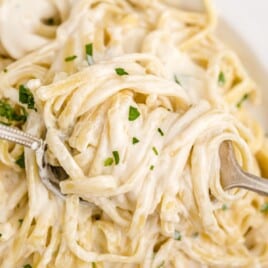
<box><xmin>174</xmin><ymin>230</ymin><xmax>182</xmax><ymax>241</ymax></box>
<box><xmin>104</xmin><ymin>152</ymin><xmax>120</xmax><ymax>166</ymax></box>
<box><xmin>128</xmin><ymin>106</ymin><xmax>140</xmax><ymax>121</ymax></box>
<box><xmin>18</xmin><ymin>218</ymin><xmax>23</xmax><ymax>224</ymax></box>
<box><xmin>222</xmin><ymin>204</ymin><xmax>228</xmax><ymax>211</ymax></box>
<box><xmin>104</xmin><ymin>157</ymin><xmax>114</xmax><ymax>167</ymax></box>
<box><xmin>132</xmin><ymin>137</ymin><xmax>140</xmax><ymax>144</ymax></box>
<box><xmin>92</xmin><ymin>262</ymin><xmax>97</xmax><ymax>268</ymax></box>
<box><xmin>236</xmin><ymin>93</ymin><xmax>249</xmax><ymax>108</ymax></box>
<box><xmin>260</xmin><ymin>202</ymin><xmax>268</xmax><ymax>213</ymax></box>
<box><xmin>64</xmin><ymin>55</ymin><xmax>77</xmax><ymax>62</ymax></box>
<box><xmin>85</xmin><ymin>43</ymin><xmax>93</xmax><ymax>56</ymax></box>
<box><xmin>174</xmin><ymin>75</ymin><xmax>181</xmax><ymax>85</ymax></box>
<box><xmin>0</xmin><ymin>100</ymin><xmax>27</xmax><ymax>125</ymax></box>
<box><xmin>19</xmin><ymin>85</ymin><xmax>36</xmax><ymax>110</ymax></box>
<box><xmin>23</xmin><ymin>265</ymin><xmax>32</xmax><ymax>268</ymax></box>
<box><xmin>157</xmin><ymin>128</ymin><xmax>164</xmax><ymax>136</ymax></box>
<box><xmin>85</xmin><ymin>43</ymin><xmax>94</xmax><ymax>65</ymax></box>
<box><xmin>0</xmin><ymin>101</ymin><xmax>14</xmax><ymax>121</ymax></box>
<box><xmin>0</xmin><ymin>233</ymin><xmax>2</xmax><ymax>237</ymax></box>
<box><xmin>150</xmin><ymin>165</ymin><xmax>154</xmax><ymax>171</ymax></box>
<box><xmin>15</xmin><ymin>153</ymin><xmax>25</xmax><ymax>168</ymax></box>
<box><xmin>218</xmin><ymin>71</ymin><xmax>226</xmax><ymax>86</ymax></box>
<box><xmin>152</xmin><ymin>146</ymin><xmax>159</xmax><ymax>156</ymax></box>
<box><xmin>112</xmin><ymin>151</ymin><xmax>120</xmax><ymax>165</ymax></box>
<box><xmin>3</xmin><ymin>68</ymin><xmax>8</xmax><ymax>73</ymax></box>
<box><xmin>115</xmin><ymin>67</ymin><xmax>128</xmax><ymax>76</ymax></box>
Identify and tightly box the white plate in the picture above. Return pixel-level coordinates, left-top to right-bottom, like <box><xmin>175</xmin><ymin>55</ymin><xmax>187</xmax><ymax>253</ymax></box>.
<box><xmin>214</xmin><ymin>0</ymin><xmax>268</xmax><ymax>131</ymax></box>
<box><xmin>180</xmin><ymin>0</ymin><xmax>268</xmax><ymax>131</ymax></box>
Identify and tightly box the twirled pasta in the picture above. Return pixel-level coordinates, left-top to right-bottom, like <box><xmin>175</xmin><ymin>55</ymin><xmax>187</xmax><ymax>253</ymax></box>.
<box><xmin>0</xmin><ymin>0</ymin><xmax>268</xmax><ymax>267</ymax></box>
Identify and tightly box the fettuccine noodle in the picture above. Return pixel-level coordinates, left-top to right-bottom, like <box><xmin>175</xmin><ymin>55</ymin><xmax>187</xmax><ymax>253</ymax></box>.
<box><xmin>0</xmin><ymin>0</ymin><xmax>268</xmax><ymax>267</ymax></box>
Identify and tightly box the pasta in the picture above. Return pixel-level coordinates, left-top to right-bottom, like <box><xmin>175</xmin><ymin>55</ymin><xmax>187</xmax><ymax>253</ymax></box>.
<box><xmin>0</xmin><ymin>0</ymin><xmax>268</xmax><ymax>267</ymax></box>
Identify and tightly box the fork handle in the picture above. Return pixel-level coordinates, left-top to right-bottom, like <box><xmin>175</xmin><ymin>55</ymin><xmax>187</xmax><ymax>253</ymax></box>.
<box><xmin>233</xmin><ymin>170</ymin><xmax>268</xmax><ymax>196</ymax></box>
<box><xmin>220</xmin><ymin>141</ymin><xmax>268</xmax><ymax>196</ymax></box>
<box><xmin>223</xmin><ymin>157</ymin><xmax>268</xmax><ymax>195</ymax></box>
<box><xmin>0</xmin><ymin>124</ymin><xmax>42</xmax><ymax>150</ymax></box>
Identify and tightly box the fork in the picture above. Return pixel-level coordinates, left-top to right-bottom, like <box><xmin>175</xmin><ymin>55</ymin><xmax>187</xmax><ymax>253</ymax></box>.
<box><xmin>0</xmin><ymin>124</ymin><xmax>67</xmax><ymax>200</ymax></box>
<box><xmin>219</xmin><ymin>140</ymin><xmax>268</xmax><ymax>195</ymax></box>
<box><xmin>0</xmin><ymin>124</ymin><xmax>268</xmax><ymax>200</ymax></box>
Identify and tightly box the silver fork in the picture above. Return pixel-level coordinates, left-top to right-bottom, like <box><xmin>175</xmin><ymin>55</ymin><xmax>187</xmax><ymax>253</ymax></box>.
<box><xmin>0</xmin><ymin>124</ymin><xmax>67</xmax><ymax>200</ymax></box>
<box><xmin>0</xmin><ymin>124</ymin><xmax>268</xmax><ymax>199</ymax></box>
<box><xmin>219</xmin><ymin>141</ymin><xmax>268</xmax><ymax>195</ymax></box>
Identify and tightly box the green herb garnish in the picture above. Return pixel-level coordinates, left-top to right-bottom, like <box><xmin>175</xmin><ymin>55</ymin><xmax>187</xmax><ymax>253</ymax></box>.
<box><xmin>65</xmin><ymin>55</ymin><xmax>77</xmax><ymax>62</ymax></box>
<box><xmin>236</xmin><ymin>93</ymin><xmax>249</xmax><ymax>108</ymax></box>
<box><xmin>150</xmin><ymin>165</ymin><xmax>154</xmax><ymax>171</ymax></box>
<box><xmin>15</xmin><ymin>153</ymin><xmax>25</xmax><ymax>168</ymax></box>
<box><xmin>18</xmin><ymin>218</ymin><xmax>23</xmax><ymax>224</ymax></box>
<box><xmin>92</xmin><ymin>262</ymin><xmax>97</xmax><ymax>268</ymax></box>
<box><xmin>115</xmin><ymin>67</ymin><xmax>128</xmax><ymax>76</ymax></box>
<box><xmin>152</xmin><ymin>146</ymin><xmax>159</xmax><ymax>156</ymax></box>
<box><xmin>132</xmin><ymin>137</ymin><xmax>140</xmax><ymax>144</ymax></box>
<box><xmin>3</xmin><ymin>68</ymin><xmax>8</xmax><ymax>73</ymax></box>
<box><xmin>0</xmin><ymin>100</ymin><xmax>27</xmax><ymax>124</ymax></box>
<box><xmin>174</xmin><ymin>75</ymin><xmax>181</xmax><ymax>85</ymax></box>
<box><xmin>218</xmin><ymin>71</ymin><xmax>226</xmax><ymax>86</ymax></box>
<box><xmin>222</xmin><ymin>204</ymin><xmax>228</xmax><ymax>211</ymax></box>
<box><xmin>157</xmin><ymin>128</ymin><xmax>164</xmax><ymax>136</ymax></box>
<box><xmin>23</xmin><ymin>265</ymin><xmax>32</xmax><ymax>268</ymax></box>
<box><xmin>104</xmin><ymin>157</ymin><xmax>114</xmax><ymax>167</ymax></box>
<box><xmin>128</xmin><ymin>106</ymin><xmax>140</xmax><ymax>121</ymax></box>
<box><xmin>85</xmin><ymin>43</ymin><xmax>93</xmax><ymax>56</ymax></box>
<box><xmin>85</xmin><ymin>43</ymin><xmax>94</xmax><ymax>65</ymax></box>
<box><xmin>11</xmin><ymin>106</ymin><xmax>27</xmax><ymax>122</ymax></box>
<box><xmin>174</xmin><ymin>230</ymin><xmax>182</xmax><ymax>241</ymax></box>
<box><xmin>0</xmin><ymin>101</ymin><xmax>16</xmax><ymax>121</ymax></box>
<box><xmin>19</xmin><ymin>85</ymin><xmax>36</xmax><ymax>110</ymax></box>
<box><xmin>260</xmin><ymin>203</ymin><xmax>268</xmax><ymax>213</ymax></box>
<box><xmin>112</xmin><ymin>151</ymin><xmax>120</xmax><ymax>165</ymax></box>
<box><xmin>0</xmin><ymin>233</ymin><xmax>2</xmax><ymax>237</ymax></box>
